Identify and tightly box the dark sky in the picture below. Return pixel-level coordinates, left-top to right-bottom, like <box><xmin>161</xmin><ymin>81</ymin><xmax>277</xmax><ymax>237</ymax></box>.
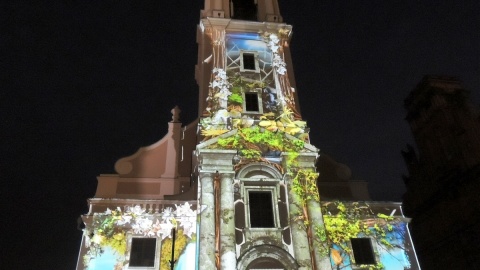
<box><xmin>3</xmin><ymin>0</ymin><xmax>479</xmax><ymax>269</ymax></box>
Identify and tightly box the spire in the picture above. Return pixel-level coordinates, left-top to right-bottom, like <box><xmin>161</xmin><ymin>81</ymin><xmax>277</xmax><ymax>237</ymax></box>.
<box><xmin>170</xmin><ymin>105</ymin><xmax>181</xmax><ymax>122</ymax></box>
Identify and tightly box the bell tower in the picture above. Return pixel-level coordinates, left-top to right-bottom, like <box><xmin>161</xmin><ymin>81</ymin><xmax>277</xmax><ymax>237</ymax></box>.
<box><xmin>195</xmin><ymin>0</ymin><xmax>329</xmax><ymax>269</ymax></box>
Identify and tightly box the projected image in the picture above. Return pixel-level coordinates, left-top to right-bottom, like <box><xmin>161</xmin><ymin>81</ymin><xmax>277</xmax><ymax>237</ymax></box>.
<box><xmin>200</xmin><ymin>30</ymin><xmax>309</xmax><ymax>143</ymax></box>
<box><xmin>321</xmin><ymin>202</ymin><xmax>415</xmax><ymax>270</ymax></box>
<box><xmin>81</xmin><ymin>203</ymin><xmax>199</xmax><ymax>270</ymax></box>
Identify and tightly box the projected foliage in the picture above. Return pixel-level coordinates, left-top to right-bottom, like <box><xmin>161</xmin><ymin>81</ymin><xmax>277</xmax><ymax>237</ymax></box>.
<box><xmin>320</xmin><ymin>202</ymin><xmax>413</xmax><ymax>270</ymax></box>
<box><xmin>81</xmin><ymin>203</ymin><xmax>199</xmax><ymax>270</ymax></box>
<box><xmin>200</xmin><ymin>29</ymin><xmax>308</xmax><ymax>142</ymax></box>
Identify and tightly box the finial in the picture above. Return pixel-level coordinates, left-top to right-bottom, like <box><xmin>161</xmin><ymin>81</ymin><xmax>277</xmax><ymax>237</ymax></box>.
<box><xmin>171</xmin><ymin>106</ymin><xmax>181</xmax><ymax>122</ymax></box>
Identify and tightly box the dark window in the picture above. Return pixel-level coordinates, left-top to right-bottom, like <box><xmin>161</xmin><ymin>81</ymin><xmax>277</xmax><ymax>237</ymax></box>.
<box><xmin>245</xmin><ymin>92</ymin><xmax>259</xmax><ymax>112</ymax></box>
<box><xmin>130</xmin><ymin>238</ymin><xmax>156</xmax><ymax>267</ymax></box>
<box><xmin>351</xmin><ymin>238</ymin><xmax>376</xmax><ymax>265</ymax></box>
<box><xmin>242</xmin><ymin>53</ymin><xmax>256</xmax><ymax>70</ymax></box>
<box><xmin>249</xmin><ymin>191</ymin><xmax>275</xmax><ymax>228</ymax></box>
<box><xmin>232</xmin><ymin>0</ymin><xmax>257</xmax><ymax>21</ymax></box>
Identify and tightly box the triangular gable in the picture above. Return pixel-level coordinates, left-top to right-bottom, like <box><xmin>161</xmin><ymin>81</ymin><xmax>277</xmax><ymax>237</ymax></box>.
<box><xmin>196</xmin><ymin>128</ymin><xmax>318</xmax><ymax>154</ymax></box>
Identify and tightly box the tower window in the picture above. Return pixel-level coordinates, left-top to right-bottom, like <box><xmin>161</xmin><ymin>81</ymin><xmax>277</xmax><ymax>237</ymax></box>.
<box><xmin>240</xmin><ymin>51</ymin><xmax>259</xmax><ymax>73</ymax></box>
<box><xmin>231</xmin><ymin>0</ymin><xmax>257</xmax><ymax>21</ymax></box>
<box><xmin>245</xmin><ymin>92</ymin><xmax>259</xmax><ymax>112</ymax></box>
<box><xmin>130</xmin><ymin>238</ymin><xmax>156</xmax><ymax>267</ymax></box>
<box><xmin>243</xmin><ymin>53</ymin><xmax>255</xmax><ymax>70</ymax></box>
<box><xmin>242</xmin><ymin>89</ymin><xmax>263</xmax><ymax>114</ymax></box>
<box><xmin>248</xmin><ymin>191</ymin><xmax>275</xmax><ymax>228</ymax></box>
<box><xmin>350</xmin><ymin>238</ymin><xmax>376</xmax><ymax>265</ymax></box>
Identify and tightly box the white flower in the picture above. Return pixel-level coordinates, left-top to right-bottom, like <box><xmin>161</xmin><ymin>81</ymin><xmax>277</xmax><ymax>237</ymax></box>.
<box><xmin>218</xmin><ymin>72</ymin><xmax>227</xmax><ymax>80</ymax></box>
<box><xmin>131</xmin><ymin>205</ymin><xmax>144</xmax><ymax>215</ymax></box>
<box><xmin>132</xmin><ymin>224</ymin><xmax>141</xmax><ymax>234</ymax></box>
<box><xmin>160</xmin><ymin>223</ymin><xmax>174</xmax><ymax>240</ymax></box>
<box><xmin>272</xmin><ymin>54</ymin><xmax>287</xmax><ymax>75</ymax></box>
<box><xmin>182</xmin><ymin>221</ymin><xmax>194</xmax><ymax>238</ymax></box>
<box><xmin>131</xmin><ymin>217</ymin><xmax>153</xmax><ymax>235</ymax></box>
<box><xmin>269</xmin><ymin>43</ymin><xmax>279</xmax><ymax>53</ymax></box>
<box><xmin>116</xmin><ymin>215</ymin><xmax>132</xmax><ymax>226</ymax></box>
<box><xmin>92</xmin><ymin>234</ymin><xmax>104</xmax><ymax>244</ymax></box>
<box><xmin>84</xmin><ymin>232</ymin><xmax>91</xmax><ymax>247</ymax></box>
<box><xmin>276</xmin><ymin>66</ymin><xmax>286</xmax><ymax>75</ymax></box>
<box><xmin>162</xmin><ymin>207</ymin><xmax>173</xmax><ymax>219</ymax></box>
<box><xmin>270</xmin><ymin>34</ymin><xmax>279</xmax><ymax>43</ymax></box>
<box><xmin>105</xmin><ymin>208</ymin><xmax>112</xmax><ymax>215</ymax></box>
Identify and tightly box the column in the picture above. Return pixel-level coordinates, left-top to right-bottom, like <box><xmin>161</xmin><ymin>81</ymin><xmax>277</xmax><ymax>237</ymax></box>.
<box><xmin>220</xmin><ymin>172</ymin><xmax>236</xmax><ymax>269</ymax></box>
<box><xmin>287</xmin><ymin>177</ymin><xmax>313</xmax><ymax>270</ymax></box>
<box><xmin>307</xmin><ymin>200</ymin><xmax>332</xmax><ymax>269</ymax></box>
<box><xmin>199</xmin><ymin>173</ymin><xmax>216</xmax><ymax>269</ymax></box>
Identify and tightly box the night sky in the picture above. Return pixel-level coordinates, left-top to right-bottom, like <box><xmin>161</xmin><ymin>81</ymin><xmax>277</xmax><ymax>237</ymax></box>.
<box><xmin>3</xmin><ymin>1</ymin><xmax>479</xmax><ymax>269</ymax></box>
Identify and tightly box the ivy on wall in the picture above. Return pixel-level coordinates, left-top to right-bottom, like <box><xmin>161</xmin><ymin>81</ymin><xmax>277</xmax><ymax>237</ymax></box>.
<box><xmin>210</xmin><ymin>126</ymin><xmax>305</xmax><ymax>172</ymax></box>
<box><xmin>321</xmin><ymin>202</ymin><xmax>409</xmax><ymax>270</ymax></box>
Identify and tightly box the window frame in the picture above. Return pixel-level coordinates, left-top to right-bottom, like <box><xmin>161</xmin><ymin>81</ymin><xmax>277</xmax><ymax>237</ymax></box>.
<box><xmin>242</xmin><ymin>88</ymin><xmax>263</xmax><ymax>115</ymax></box>
<box><xmin>240</xmin><ymin>50</ymin><xmax>260</xmax><ymax>73</ymax></box>
<box><xmin>248</xmin><ymin>190</ymin><xmax>276</xmax><ymax>228</ymax></box>
<box><xmin>349</xmin><ymin>237</ymin><xmax>379</xmax><ymax>267</ymax></box>
<box><xmin>242</xmin><ymin>183</ymin><xmax>280</xmax><ymax>229</ymax></box>
<box><xmin>126</xmin><ymin>235</ymin><xmax>161</xmax><ymax>270</ymax></box>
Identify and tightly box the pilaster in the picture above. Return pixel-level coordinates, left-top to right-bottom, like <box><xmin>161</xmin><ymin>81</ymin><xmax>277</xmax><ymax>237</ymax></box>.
<box><xmin>286</xmin><ymin>173</ymin><xmax>313</xmax><ymax>270</ymax></box>
<box><xmin>199</xmin><ymin>173</ymin><xmax>216</xmax><ymax>269</ymax></box>
<box><xmin>219</xmin><ymin>172</ymin><xmax>236</xmax><ymax>269</ymax></box>
<box><xmin>306</xmin><ymin>200</ymin><xmax>332</xmax><ymax>269</ymax></box>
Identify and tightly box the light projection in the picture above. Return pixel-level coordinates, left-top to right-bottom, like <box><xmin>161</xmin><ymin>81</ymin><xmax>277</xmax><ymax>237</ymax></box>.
<box><xmin>81</xmin><ymin>203</ymin><xmax>199</xmax><ymax>270</ymax></box>
<box><xmin>321</xmin><ymin>202</ymin><xmax>415</xmax><ymax>270</ymax></box>
<box><xmin>200</xmin><ymin>29</ymin><xmax>307</xmax><ymax>142</ymax></box>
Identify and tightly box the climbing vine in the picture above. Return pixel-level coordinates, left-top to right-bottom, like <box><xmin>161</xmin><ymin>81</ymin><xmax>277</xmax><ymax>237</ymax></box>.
<box><xmin>290</xmin><ymin>168</ymin><xmax>321</xmax><ymax>269</ymax></box>
<box><xmin>321</xmin><ymin>202</ymin><xmax>403</xmax><ymax>270</ymax></box>
<box><xmin>211</xmin><ymin>126</ymin><xmax>305</xmax><ymax>172</ymax></box>
<box><xmin>292</xmin><ymin>169</ymin><xmax>320</xmax><ymax>202</ymax></box>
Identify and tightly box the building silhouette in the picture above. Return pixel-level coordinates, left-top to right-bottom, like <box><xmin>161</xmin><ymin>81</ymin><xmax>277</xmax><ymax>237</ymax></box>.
<box><xmin>403</xmin><ymin>75</ymin><xmax>480</xmax><ymax>269</ymax></box>
<box><xmin>76</xmin><ymin>1</ymin><xmax>419</xmax><ymax>269</ymax></box>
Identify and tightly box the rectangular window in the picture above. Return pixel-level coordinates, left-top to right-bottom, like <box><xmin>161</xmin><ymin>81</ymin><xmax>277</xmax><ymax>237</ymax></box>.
<box><xmin>130</xmin><ymin>238</ymin><xmax>157</xmax><ymax>267</ymax></box>
<box><xmin>242</xmin><ymin>53</ymin><xmax>256</xmax><ymax>70</ymax></box>
<box><xmin>351</xmin><ymin>238</ymin><xmax>376</xmax><ymax>265</ymax></box>
<box><xmin>248</xmin><ymin>191</ymin><xmax>275</xmax><ymax>228</ymax></box>
<box><xmin>245</xmin><ymin>92</ymin><xmax>260</xmax><ymax>112</ymax></box>
<box><xmin>240</xmin><ymin>51</ymin><xmax>260</xmax><ymax>73</ymax></box>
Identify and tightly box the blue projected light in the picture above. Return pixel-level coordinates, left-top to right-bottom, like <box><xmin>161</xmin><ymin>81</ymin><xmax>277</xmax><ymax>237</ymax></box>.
<box><xmin>227</xmin><ymin>32</ymin><xmax>261</xmax><ymax>40</ymax></box>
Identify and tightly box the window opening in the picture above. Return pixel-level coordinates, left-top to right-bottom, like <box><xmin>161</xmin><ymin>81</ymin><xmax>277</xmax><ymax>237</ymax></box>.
<box><xmin>249</xmin><ymin>191</ymin><xmax>275</xmax><ymax>228</ymax></box>
<box><xmin>245</xmin><ymin>92</ymin><xmax>260</xmax><ymax>112</ymax></box>
<box><xmin>350</xmin><ymin>238</ymin><xmax>376</xmax><ymax>265</ymax></box>
<box><xmin>240</xmin><ymin>51</ymin><xmax>260</xmax><ymax>73</ymax></box>
<box><xmin>232</xmin><ymin>0</ymin><xmax>257</xmax><ymax>21</ymax></box>
<box><xmin>242</xmin><ymin>53</ymin><xmax>256</xmax><ymax>70</ymax></box>
<box><xmin>130</xmin><ymin>238</ymin><xmax>156</xmax><ymax>267</ymax></box>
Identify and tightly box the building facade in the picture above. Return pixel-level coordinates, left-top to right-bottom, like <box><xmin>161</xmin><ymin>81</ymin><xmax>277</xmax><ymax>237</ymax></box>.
<box><xmin>76</xmin><ymin>1</ymin><xmax>419</xmax><ymax>269</ymax></box>
<box><xmin>403</xmin><ymin>76</ymin><xmax>480</xmax><ymax>269</ymax></box>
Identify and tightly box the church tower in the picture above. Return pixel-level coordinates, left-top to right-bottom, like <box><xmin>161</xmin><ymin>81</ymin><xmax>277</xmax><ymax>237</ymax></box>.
<box><xmin>76</xmin><ymin>1</ymin><xmax>420</xmax><ymax>269</ymax></box>
<box><xmin>194</xmin><ymin>1</ymin><xmax>327</xmax><ymax>268</ymax></box>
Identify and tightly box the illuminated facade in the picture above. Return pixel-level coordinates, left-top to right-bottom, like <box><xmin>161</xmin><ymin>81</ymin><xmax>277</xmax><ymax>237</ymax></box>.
<box><xmin>76</xmin><ymin>1</ymin><xmax>420</xmax><ymax>269</ymax></box>
<box><xmin>403</xmin><ymin>76</ymin><xmax>480</xmax><ymax>269</ymax></box>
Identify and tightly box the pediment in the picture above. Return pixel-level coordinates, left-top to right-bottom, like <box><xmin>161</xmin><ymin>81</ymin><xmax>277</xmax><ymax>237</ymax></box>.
<box><xmin>196</xmin><ymin>127</ymin><xmax>318</xmax><ymax>154</ymax></box>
